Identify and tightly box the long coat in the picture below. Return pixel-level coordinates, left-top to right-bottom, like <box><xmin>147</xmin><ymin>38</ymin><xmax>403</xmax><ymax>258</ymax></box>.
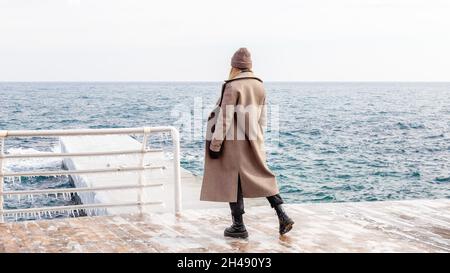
<box><xmin>200</xmin><ymin>71</ymin><xmax>279</xmax><ymax>202</ymax></box>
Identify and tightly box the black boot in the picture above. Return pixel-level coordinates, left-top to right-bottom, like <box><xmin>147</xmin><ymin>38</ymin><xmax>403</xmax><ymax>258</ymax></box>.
<box><xmin>224</xmin><ymin>214</ymin><xmax>248</xmax><ymax>239</ymax></box>
<box><xmin>274</xmin><ymin>205</ymin><xmax>294</xmax><ymax>235</ymax></box>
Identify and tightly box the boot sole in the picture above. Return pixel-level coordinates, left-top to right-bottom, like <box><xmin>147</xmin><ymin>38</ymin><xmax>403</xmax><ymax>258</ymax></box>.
<box><xmin>224</xmin><ymin>230</ymin><xmax>249</xmax><ymax>239</ymax></box>
<box><xmin>280</xmin><ymin>221</ymin><xmax>294</xmax><ymax>235</ymax></box>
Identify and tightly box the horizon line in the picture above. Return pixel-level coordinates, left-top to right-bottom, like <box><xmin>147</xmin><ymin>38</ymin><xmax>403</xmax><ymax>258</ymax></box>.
<box><xmin>1</xmin><ymin>80</ymin><xmax>450</xmax><ymax>83</ymax></box>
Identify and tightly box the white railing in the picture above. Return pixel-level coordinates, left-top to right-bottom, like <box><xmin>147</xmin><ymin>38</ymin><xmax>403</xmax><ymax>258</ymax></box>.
<box><xmin>0</xmin><ymin>126</ymin><xmax>182</xmax><ymax>223</ymax></box>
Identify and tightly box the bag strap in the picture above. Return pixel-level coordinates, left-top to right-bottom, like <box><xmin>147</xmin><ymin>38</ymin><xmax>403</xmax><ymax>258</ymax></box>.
<box><xmin>218</xmin><ymin>76</ymin><xmax>263</xmax><ymax>106</ymax></box>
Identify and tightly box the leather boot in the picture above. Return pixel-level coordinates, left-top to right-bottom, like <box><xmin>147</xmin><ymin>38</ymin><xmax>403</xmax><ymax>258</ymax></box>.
<box><xmin>274</xmin><ymin>205</ymin><xmax>294</xmax><ymax>235</ymax></box>
<box><xmin>224</xmin><ymin>214</ymin><xmax>248</xmax><ymax>239</ymax></box>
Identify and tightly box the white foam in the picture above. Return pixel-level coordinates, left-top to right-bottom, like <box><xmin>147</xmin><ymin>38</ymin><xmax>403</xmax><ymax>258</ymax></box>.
<box><xmin>4</xmin><ymin>145</ymin><xmax>62</xmax><ymax>171</ymax></box>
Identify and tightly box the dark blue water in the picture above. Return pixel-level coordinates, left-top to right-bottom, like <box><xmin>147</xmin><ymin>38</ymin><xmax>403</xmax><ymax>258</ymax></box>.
<box><xmin>1</xmin><ymin>82</ymin><xmax>449</xmax><ymax>214</ymax></box>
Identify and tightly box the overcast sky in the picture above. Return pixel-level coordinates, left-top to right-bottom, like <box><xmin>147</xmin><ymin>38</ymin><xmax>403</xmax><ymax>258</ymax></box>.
<box><xmin>1</xmin><ymin>0</ymin><xmax>449</xmax><ymax>81</ymax></box>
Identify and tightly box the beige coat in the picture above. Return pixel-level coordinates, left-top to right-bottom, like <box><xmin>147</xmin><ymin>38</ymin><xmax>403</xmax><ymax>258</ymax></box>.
<box><xmin>200</xmin><ymin>71</ymin><xmax>279</xmax><ymax>202</ymax></box>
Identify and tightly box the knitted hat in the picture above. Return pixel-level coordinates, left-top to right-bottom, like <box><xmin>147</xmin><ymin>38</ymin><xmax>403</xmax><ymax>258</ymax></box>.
<box><xmin>231</xmin><ymin>48</ymin><xmax>252</xmax><ymax>69</ymax></box>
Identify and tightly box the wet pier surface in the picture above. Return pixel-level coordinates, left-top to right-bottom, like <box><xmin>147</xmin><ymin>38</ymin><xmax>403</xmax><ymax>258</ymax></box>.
<box><xmin>0</xmin><ymin>199</ymin><xmax>449</xmax><ymax>252</ymax></box>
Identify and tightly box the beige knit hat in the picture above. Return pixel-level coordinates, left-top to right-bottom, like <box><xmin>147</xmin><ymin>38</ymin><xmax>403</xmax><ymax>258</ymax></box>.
<box><xmin>231</xmin><ymin>48</ymin><xmax>252</xmax><ymax>69</ymax></box>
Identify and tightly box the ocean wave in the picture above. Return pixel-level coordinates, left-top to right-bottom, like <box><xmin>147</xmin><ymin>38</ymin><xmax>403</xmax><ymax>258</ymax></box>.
<box><xmin>434</xmin><ymin>176</ymin><xmax>450</xmax><ymax>183</ymax></box>
<box><xmin>396</xmin><ymin>122</ymin><xmax>426</xmax><ymax>130</ymax></box>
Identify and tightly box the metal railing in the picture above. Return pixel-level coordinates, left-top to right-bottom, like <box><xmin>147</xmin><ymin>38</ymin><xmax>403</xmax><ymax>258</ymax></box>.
<box><xmin>0</xmin><ymin>126</ymin><xmax>182</xmax><ymax>223</ymax></box>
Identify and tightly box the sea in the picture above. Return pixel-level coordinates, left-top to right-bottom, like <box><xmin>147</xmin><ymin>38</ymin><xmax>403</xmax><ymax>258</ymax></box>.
<box><xmin>1</xmin><ymin>82</ymin><xmax>449</xmax><ymax>220</ymax></box>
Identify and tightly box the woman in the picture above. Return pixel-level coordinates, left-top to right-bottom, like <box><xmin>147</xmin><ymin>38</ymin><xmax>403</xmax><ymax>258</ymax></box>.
<box><xmin>201</xmin><ymin>48</ymin><xmax>294</xmax><ymax>238</ymax></box>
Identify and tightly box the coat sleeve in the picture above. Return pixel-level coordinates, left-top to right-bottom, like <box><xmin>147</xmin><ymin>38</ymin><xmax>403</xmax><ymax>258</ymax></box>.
<box><xmin>210</xmin><ymin>84</ymin><xmax>237</xmax><ymax>152</ymax></box>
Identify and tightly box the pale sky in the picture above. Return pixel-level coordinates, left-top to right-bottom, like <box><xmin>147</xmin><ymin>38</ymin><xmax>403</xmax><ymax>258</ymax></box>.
<box><xmin>1</xmin><ymin>0</ymin><xmax>450</xmax><ymax>81</ymax></box>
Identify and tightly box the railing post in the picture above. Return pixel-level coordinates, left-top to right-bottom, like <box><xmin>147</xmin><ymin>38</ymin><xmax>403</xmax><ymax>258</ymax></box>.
<box><xmin>138</xmin><ymin>127</ymin><xmax>151</xmax><ymax>214</ymax></box>
<box><xmin>171</xmin><ymin>127</ymin><xmax>182</xmax><ymax>214</ymax></box>
<box><xmin>0</xmin><ymin>131</ymin><xmax>7</xmax><ymax>223</ymax></box>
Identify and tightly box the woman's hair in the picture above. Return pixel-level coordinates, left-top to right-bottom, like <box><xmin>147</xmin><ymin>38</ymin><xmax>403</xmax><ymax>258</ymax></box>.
<box><xmin>228</xmin><ymin>67</ymin><xmax>252</xmax><ymax>80</ymax></box>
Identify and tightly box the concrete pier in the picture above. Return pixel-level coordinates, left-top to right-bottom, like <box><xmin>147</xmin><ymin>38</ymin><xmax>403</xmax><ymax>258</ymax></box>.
<box><xmin>0</xmin><ymin>199</ymin><xmax>449</xmax><ymax>252</ymax></box>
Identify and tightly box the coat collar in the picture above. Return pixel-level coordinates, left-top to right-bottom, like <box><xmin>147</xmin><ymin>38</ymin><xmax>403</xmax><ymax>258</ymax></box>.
<box><xmin>225</xmin><ymin>71</ymin><xmax>262</xmax><ymax>83</ymax></box>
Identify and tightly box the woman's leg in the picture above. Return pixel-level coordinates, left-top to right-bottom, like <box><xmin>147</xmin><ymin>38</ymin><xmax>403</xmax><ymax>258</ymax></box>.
<box><xmin>229</xmin><ymin>178</ymin><xmax>245</xmax><ymax>215</ymax></box>
<box><xmin>266</xmin><ymin>194</ymin><xmax>284</xmax><ymax>208</ymax></box>
<box><xmin>267</xmin><ymin>194</ymin><xmax>295</xmax><ymax>235</ymax></box>
<box><xmin>224</xmin><ymin>176</ymin><xmax>248</xmax><ymax>238</ymax></box>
